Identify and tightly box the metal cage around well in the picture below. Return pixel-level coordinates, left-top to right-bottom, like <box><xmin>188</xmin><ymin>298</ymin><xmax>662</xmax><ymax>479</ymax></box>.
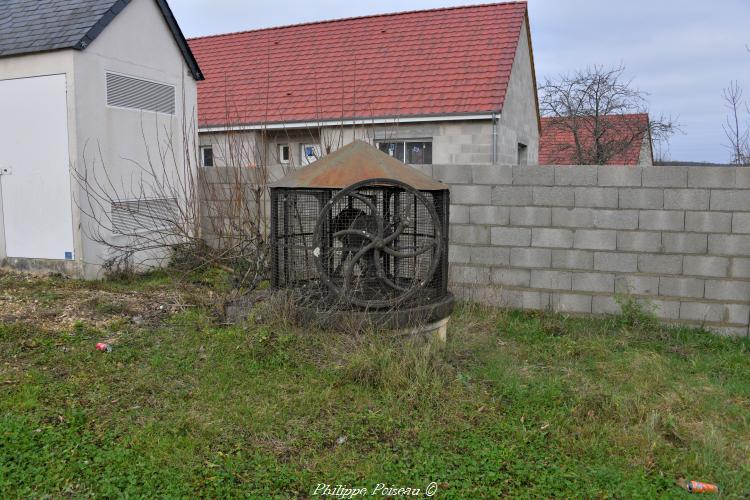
<box><xmin>269</xmin><ymin>141</ymin><xmax>451</xmax><ymax>311</ymax></box>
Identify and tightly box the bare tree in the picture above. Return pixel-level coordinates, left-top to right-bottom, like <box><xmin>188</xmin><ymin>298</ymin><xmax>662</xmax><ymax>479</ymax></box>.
<box><xmin>539</xmin><ymin>65</ymin><xmax>677</xmax><ymax>165</ymax></box>
<box><xmin>722</xmin><ymin>81</ymin><xmax>750</xmax><ymax>166</ymax></box>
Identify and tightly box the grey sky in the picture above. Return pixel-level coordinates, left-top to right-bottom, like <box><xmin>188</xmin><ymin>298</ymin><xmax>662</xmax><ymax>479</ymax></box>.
<box><xmin>171</xmin><ymin>0</ymin><xmax>750</xmax><ymax>163</ymax></box>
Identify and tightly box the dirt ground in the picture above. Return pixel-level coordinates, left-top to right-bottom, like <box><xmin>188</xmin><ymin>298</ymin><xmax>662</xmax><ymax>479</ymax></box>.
<box><xmin>0</xmin><ymin>269</ymin><xmax>215</xmax><ymax>333</ymax></box>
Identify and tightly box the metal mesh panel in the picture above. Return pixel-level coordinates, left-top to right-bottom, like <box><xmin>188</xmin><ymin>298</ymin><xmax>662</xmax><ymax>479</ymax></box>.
<box><xmin>271</xmin><ymin>189</ymin><xmax>329</xmax><ymax>287</ymax></box>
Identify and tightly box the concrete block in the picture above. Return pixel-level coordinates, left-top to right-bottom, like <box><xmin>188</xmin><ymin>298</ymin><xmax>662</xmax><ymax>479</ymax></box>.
<box><xmin>410</xmin><ymin>164</ymin><xmax>433</xmax><ymax>178</ymax></box>
<box><xmin>573</xmin><ymin>230</ymin><xmax>617</xmax><ymax>250</ymax></box>
<box><xmin>574</xmin><ymin>187</ymin><xmax>619</xmax><ymax>208</ymax></box>
<box><xmin>470</xmin><ymin>246</ymin><xmax>510</xmax><ymax>266</ymax></box>
<box><xmin>661</xmin><ymin>233</ymin><xmax>708</xmax><ymax>254</ymax></box>
<box><xmin>498</xmin><ymin>289</ymin><xmax>550</xmax><ymax>309</ymax></box>
<box><xmin>450</xmin><ymin>225</ymin><xmax>490</xmax><ymax>245</ymax></box>
<box><xmin>513</xmin><ymin>165</ymin><xmax>555</xmax><ymax>185</ymax></box>
<box><xmin>659</xmin><ymin>277</ymin><xmax>705</xmax><ymax>298</ymax></box>
<box><xmin>642</xmin><ymin>166</ymin><xmax>687</xmax><ymax>187</ymax></box>
<box><xmin>592</xmin><ymin>296</ymin><xmax>620</xmax><ymax>315</ymax></box>
<box><xmin>552</xmin><ymin>208</ymin><xmax>594</xmax><ymax>228</ymax></box>
<box><xmin>663</xmin><ymin>189</ymin><xmax>709</xmax><ymax>210</ymax></box>
<box><xmin>652</xmin><ymin>300</ymin><xmax>681</xmax><ymax>320</ymax></box>
<box><xmin>449</xmin><ymin>265</ymin><xmax>490</xmax><ymax>285</ymax></box>
<box><xmin>683</xmin><ymin>256</ymin><xmax>729</xmax><ymax>278</ymax></box>
<box><xmin>510</xmin><ymin>207</ymin><xmax>551</xmax><ymax>226</ymax></box>
<box><xmin>598</xmin><ymin>166</ymin><xmax>642</xmax><ymax>186</ymax></box>
<box><xmin>448</xmin><ymin>244</ymin><xmax>472</xmax><ymax>264</ymax></box>
<box><xmin>685</xmin><ymin>211</ymin><xmax>732</xmax><ymax>233</ymax></box>
<box><xmin>732</xmin><ymin>213</ymin><xmax>750</xmax><ymax>233</ymax></box>
<box><xmin>573</xmin><ymin>272</ymin><xmax>615</xmax><ymax>293</ymax></box>
<box><xmin>730</xmin><ymin>258</ymin><xmax>750</xmax><ymax>278</ymax></box>
<box><xmin>450</xmin><ymin>205</ymin><xmax>470</xmax><ymax>224</ymax></box>
<box><xmin>708</xmin><ymin>234</ymin><xmax>750</xmax><ymax>256</ymax></box>
<box><xmin>531</xmin><ymin>228</ymin><xmax>574</xmax><ymax>248</ymax></box>
<box><xmin>679</xmin><ymin>302</ymin><xmax>749</xmax><ymax>325</ymax></box>
<box><xmin>491</xmin><ymin>268</ymin><xmax>531</xmax><ymax>287</ymax></box>
<box><xmin>736</xmin><ymin>168</ymin><xmax>750</xmax><ymax>188</ymax></box>
<box><xmin>532</xmin><ymin>187</ymin><xmax>575</xmax><ymax>207</ymax></box>
<box><xmin>679</xmin><ymin>302</ymin><xmax>725</xmax><ymax>323</ymax></box>
<box><xmin>433</xmin><ymin>165</ymin><xmax>471</xmax><ymax>184</ymax></box>
<box><xmin>615</xmin><ymin>275</ymin><xmax>659</xmax><ymax>295</ymax></box>
<box><xmin>726</xmin><ymin>304</ymin><xmax>750</xmax><ymax>324</ymax></box>
<box><xmin>638</xmin><ymin>254</ymin><xmax>683</xmax><ymax>274</ymax></box>
<box><xmin>551</xmin><ymin>293</ymin><xmax>593</xmax><ymax>313</ymax></box>
<box><xmin>704</xmin><ymin>280</ymin><xmax>750</xmax><ymax>301</ymax></box>
<box><xmin>710</xmin><ymin>190</ymin><xmax>750</xmax><ymax>211</ymax></box>
<box><xmin>451</xmin><ymin>185</ymin><xmax>491</xmax><ymax>205</ymax></box>
<box><xmin>619</xmin><ymin>188</ymin><xmax>663</xmax><ymax>209</ymax></box>
<box><xmin>687</xmin><ymin>167</ymin><xmax>736</xmax><ymax>188</ymax></box>
<box><xmin>453</xmin><ymin>285</ymin><xmax>501</xmax><ymax>305</ymax></box>
<box><xmin>490</xmin><ymin>227</ymin><xmax>531</xmax><ymax>246</ymax></box>
<box><xmin>639</xmin><ymin>210</ymin><xmax>684</xmax><ymax>231</ymax></box>
<box><xmin>592</xmin><ymin>210</ymin><xmax>639</xmax><ymax>229</ymax></box>
<box><xmin>491</xmin><ymin>186</ymin><xmax>532</xmax><ymax>206</ymax></box>
<box><xmin>472</xmin><ymin>165</ymin><xmax>513</xmax><ymax>185</ymax></box>
<box><xmin>510</xmin><ymin>248</ymin><xmax>552</xmax><ymax>268</ymax></box>
<box><xmin>594</xmin><ymin>252</ymin><xmax>638</xmax><ymax>272</ymax></box>
<box><xmin>616</xmin><ymin>231</ymin><xmax>662</xmax><ymax>252</ymax></box>
<box><xmin>554</xmin><ymin>165</ymin><xmax>598</xmax><ymax>186</ymax></box>
<box><xmin>469</xmin><ymin>205</ymin><xmax>510</xmax><ymax>225</ymax></box>
<box><xmin>551</xmin><ymin>249</ymin><xmax>594</xmax><ymax>270</ymax></box>
<box><xmin>530</xmin><ymin>270</ymin><xmax>573</xmax><ymax>290</ymax></box>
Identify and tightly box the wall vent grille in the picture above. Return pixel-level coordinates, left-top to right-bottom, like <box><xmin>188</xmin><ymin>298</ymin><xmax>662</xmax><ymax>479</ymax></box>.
<box><xmin>111</xmin><ymin>198</ymin><xmax>178</xmax><ymax>234</ymax></box>
<box><xmin>106</xmin><ymin>73</ymin><xmax>175</xmax><ymax>114</ymax></box>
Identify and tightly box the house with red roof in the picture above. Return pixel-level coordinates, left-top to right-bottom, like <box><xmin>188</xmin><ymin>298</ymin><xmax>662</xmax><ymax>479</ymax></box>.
<box><xmin>188</xmin><ymin>2</ymin><xmax>540</xmax><ymax>169</ymax></box>
<box><xmin>539</xmin><ymin>113</ymin><xmax>654</xmax><ymax>166</ymax></box>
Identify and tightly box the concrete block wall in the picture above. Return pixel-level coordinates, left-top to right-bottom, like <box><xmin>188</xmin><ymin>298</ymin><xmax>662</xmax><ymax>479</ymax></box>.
<box><xmin>426</xmin><ymin>164</ymin><xmax>750</xmax><ymax>336</ymax></box>
<box><xmin>197</xmin><ymin>166</ymin><xmax>285</xmax><ymax>247</ymax></box>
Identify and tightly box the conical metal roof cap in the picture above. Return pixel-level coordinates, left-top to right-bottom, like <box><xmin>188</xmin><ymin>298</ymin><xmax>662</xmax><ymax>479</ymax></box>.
<box><xmin>269</xmin><ymin>140</ymin><xmax>449</xmax><ymax>191</ymax></box>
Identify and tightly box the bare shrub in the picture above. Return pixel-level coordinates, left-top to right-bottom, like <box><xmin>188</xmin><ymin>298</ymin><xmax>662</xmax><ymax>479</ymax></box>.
<box><xmin>722</xmin><ymin>81</ymin><xmax>750</xmax><ymax>166</ymax></box>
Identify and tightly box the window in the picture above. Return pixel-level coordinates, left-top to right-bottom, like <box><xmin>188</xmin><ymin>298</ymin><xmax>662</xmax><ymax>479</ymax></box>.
<box><xmin>106</xmin><ymin>72</ymin><xmax>175</xmax><ymax>114</ymax></box>
<box><xmin>278</xmin><ymin>144</ymin><xmax>290</xmax><ymax>164</ymax></box>
<box><xmin>517</xmin><ymin>143</ymin><xmax>528</xmax><ymax>166</ymax></box>
<box><xmin>301</xmin><ymin>143</ymin><xmax>321</xmax><ymax>165</ymax></box>
<box><xmin>200</xmin><ymin>146</ymin><xmax>214</xmax><ymax>167</ymax></box>
<box><xmin>376</xmin><ymin>140</ymin><xmax>432</xmax><ymax>164</ymax></box>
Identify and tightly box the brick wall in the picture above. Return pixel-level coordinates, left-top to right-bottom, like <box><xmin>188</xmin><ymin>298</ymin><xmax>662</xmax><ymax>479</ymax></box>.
<box><xmin>426</xmin><ymin>164</ymin><xmax>750</xmax><ymax>336</ymax></box>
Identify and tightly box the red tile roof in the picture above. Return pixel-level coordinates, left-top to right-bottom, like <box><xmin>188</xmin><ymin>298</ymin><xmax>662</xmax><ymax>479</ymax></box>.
<box><xmin>539</xmin><ymin>113</ymin><xmax>651</xmax><ymax>165</ymax></box>
<box><xmin>188</xmin><ymin>2</ymin><xmax>528</xmax><ymax>128</ymax></box>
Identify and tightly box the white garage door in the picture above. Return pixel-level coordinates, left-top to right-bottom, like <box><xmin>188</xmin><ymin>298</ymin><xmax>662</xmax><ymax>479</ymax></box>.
<box><xmin>0</xmin><ymin>74</ymin><xmax>75</xmax><ymax>260</ymax></box>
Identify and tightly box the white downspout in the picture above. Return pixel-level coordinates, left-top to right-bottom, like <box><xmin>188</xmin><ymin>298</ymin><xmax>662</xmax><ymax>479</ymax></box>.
<box><xmin>491</xmin><ymin>112</ymin><xmax>498</xmax><ymax>164</ymax></box>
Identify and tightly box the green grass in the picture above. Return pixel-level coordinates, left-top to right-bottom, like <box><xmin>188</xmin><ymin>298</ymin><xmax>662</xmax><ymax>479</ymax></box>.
<box><xmin>1</xmin><ymin>275</ymin><xmax>749</xmax><ymax>497</ymax></box>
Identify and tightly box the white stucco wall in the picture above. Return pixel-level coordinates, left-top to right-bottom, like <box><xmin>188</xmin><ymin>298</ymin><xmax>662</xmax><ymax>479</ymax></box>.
<box><xmin>72</xmin><ymin>0</ymin><xmax>199</xmax><ymax>277</ymax></box>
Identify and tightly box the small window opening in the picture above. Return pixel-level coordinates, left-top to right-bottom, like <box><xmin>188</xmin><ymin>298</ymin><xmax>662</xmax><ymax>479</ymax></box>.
<box><xmin>301</xmin><ymin>144</ymin><xmax>321</xmax><ymax>165</ymax></box>
<box><xmin>279</xmin><ymin>144</ymin><xmax>290</xmax><ymax>164</ymax></box>
<box><xmin>517</xmin><ymin>143</ymin><xmax>528</xmax><ymax>166</ymax></box>
<box><xmin>201</xmin><ymin>146</ymin><xmax>214</xmax><ymax>167</ymax></box>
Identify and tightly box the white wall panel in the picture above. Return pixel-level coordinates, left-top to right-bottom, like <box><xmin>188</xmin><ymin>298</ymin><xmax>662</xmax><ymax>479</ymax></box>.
<box><xmin>0</xmin><ymin>74</ymin><xmax>75</xmax><ymax>260</ymax></box>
